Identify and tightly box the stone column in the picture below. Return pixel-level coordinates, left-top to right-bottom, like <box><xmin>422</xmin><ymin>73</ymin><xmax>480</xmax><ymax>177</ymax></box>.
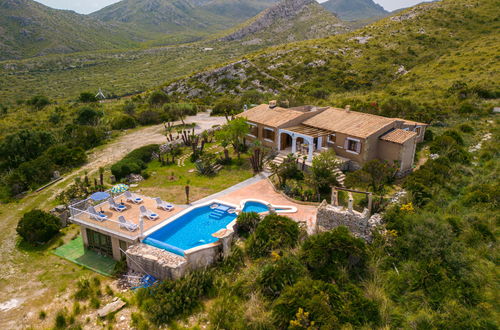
<box><xmin>291</xmin><ymin>135</ymin><xmax>297</xmax><ymax>154</ymax></box>
<box><xmin>331</xmin><ymin>188</ymin><xmax>338</xmax><ymax>206</ymax></box>
<box><xmin>348</xmin><ymin>192</ymin><xmax>354</xmax><ymax>213</ymax></box>
<box><xmin>277</xmin><ymin>131</ymin><xmax>282</xmax><ymax>151</ymax></box>
<box><xmin>307</xmin><ymin>138</ymin><xmax>314</xmax><ymax>162</ymax></box>
<box><xmin>317</xmin><ymin>137</ymin><xmax>323</xmax><ymax>150</ymax></box>
<box><xmin>367</xmin><ymin>193</ymin><xmax>373</xmax><ymax>215</ymax></box>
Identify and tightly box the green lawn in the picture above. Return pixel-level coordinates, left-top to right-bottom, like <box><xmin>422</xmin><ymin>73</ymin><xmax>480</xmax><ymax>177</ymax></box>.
<box><xmin>53</xmin><ymin>236</ymin><xmax>116</xmax><ymax>277</ymax></box>
<box><xmin>136</xmin><ymin>145</ymin><xmax>254</xmax><ymax>204</ymax></box>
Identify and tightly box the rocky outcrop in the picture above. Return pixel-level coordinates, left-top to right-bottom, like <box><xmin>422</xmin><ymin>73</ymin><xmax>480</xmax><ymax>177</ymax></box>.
<box><xmin>220</xmin><ymin>0</ymin><xmax>348</xmax><ymax>43</ymax></box>
<box><xmin>126</xmin><ymin>243</ymin><xmax>188</xmax><ymax>280</ymax></box>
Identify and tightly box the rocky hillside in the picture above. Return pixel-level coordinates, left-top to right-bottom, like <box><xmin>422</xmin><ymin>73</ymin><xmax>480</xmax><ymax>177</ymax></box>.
<box><xmin>90</xmin><ymin>0</ymin><xmax>278</xmax><ymax>36</ymax></box>
<box><xmin>321</xmin><ymin>0</ymin><xmax>388</xmax><ymax>21</ymax></box>
<box><xmin>219</xmin><ymin>0</ymin><xmax>348</xmax><ymax>45</ymax></box>
<box><xmin>164</xmin><ymin>0</ymin><xmax>499</xmax><ymax>121</ymax></box>
<box><xmin>0</xmin><ymin>0</ymin><xmax>140</xmax><ymax>60</ymax></box>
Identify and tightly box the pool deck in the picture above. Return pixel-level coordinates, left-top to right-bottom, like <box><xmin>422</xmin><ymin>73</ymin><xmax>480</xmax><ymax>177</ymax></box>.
<box><xmin>218</xmin><ymin>178</ymin><xmax>318</xmax><ymax>229</ymax></box>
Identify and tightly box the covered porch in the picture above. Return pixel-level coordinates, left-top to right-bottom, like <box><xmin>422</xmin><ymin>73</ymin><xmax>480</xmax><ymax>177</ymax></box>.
<box><xmin>278</xmin><ymin>125</ymin><xmax>332</xmax><ymax>161</ymax></box>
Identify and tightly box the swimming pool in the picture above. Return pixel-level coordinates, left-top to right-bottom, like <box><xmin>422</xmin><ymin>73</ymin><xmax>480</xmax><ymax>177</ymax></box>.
<box><xmin>240</xmin><ymin>199</ymin><xmax>297</xmax><ymax>214</ymax></box>
<box><xmin>144</xmin><ymin>203</ymin><xmax>237</xmax><ymax>256</ymax></box>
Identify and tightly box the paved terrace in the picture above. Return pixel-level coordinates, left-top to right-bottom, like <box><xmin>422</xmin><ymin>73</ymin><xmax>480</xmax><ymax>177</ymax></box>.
<box><xmin>71</xmin><ymin>176</ymin><xmax>318</xmax><ymax>239</ymax></box>
<box><xmin>70</xmin><ymin>194</ymin><xmax>187</xmax><ymax>239</ymax></box>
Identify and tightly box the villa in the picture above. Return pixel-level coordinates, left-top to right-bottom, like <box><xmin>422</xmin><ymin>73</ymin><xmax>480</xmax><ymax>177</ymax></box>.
<box><xmin>237</xmin><ymin>102</ymin><xmax>428</xmax><ymax>175</ymax></box>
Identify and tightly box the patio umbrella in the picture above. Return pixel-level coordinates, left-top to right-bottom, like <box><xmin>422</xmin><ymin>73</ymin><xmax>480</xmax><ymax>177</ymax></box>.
<box><xmin>111</xmin><ymin>184</ymin><xmax>129</xmax><ymax>195</ymax></box>
<box><xmin>89</xmin><ymin>191</ymin><xmax>110</xmax><ymax>201</ymax></box>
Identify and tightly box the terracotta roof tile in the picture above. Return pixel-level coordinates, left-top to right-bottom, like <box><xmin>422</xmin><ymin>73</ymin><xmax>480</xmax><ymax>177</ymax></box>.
<box><xmin>379</xmin><ymin>129</ymin><xmax>417</xmax><ymax>144</ymax></box>
<box><xmin>236</xmin><ymin>104</ymin><xmax>306</xmax><ymax>127</ymax></box>
<box><xmin>303</xmin><ymin>107</ymin><xmax>396</xmax><ymax>138</ymax></box>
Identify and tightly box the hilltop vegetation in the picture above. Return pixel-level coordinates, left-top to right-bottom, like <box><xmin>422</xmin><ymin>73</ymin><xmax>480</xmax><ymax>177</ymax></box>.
<box><xmin>0</xmin><ymin>0</ymin><xmax>140</xmax><ymax>60</ymax></box>
<box><xmin>220</xmin><ymin>0</ymin><xmax>349</xmax><ymax>46</ymax></box>
<box><xmin>321</xmin><ymin>0</ymin><xmax>388</xmax><ymax>21</ymax></box>
<box><xmin>164</xmin><ymin>0</ymin><xmax>499</xmax><ymax>122</ymax></box>
<box><xmin>91</xmin><ymin>0</ymin><xmax>278</xmax><ymax>38</ymax></box>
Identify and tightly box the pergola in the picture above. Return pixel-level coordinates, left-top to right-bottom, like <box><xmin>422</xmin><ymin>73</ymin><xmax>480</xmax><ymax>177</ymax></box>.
<box><xmin>278</xmin><ymin>125</ymin><xmax>332</xmax><ymax>161</ymax></box>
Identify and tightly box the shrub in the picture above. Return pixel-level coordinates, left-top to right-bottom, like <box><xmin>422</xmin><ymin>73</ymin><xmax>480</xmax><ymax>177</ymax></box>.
<box><xmin>459</xmin><ymin>124</ymin><xmax>474</xmax><ymax>133</ymax></box>
<box><xmin>110</xmin><ymin>114</ymin><xmax>137</xmax><ymax>130</ymax></box>
<box><xmin>273</xmin><ymin>279</ymin><xmax>380</xmax><ymax>328</ymax></box>
<box><xmin>137</xmin><ymin>270</ymin><xmax>213</xmax><ymax>325</ymax></box>
<box><xmin>235</xmin><ymin>212</ymin><xmax>260</xmax><ymax>238</ymax></box>
<box><xmin>300</xmin><ymin>227</ymin><xmax>368</xmax><ymax>282</ymax></box>
<box><xmin>26</xmin><ymin>95</ymin><xmax>50</xmax><ymax>110</ymax></box>
<box><xmin>257</xmin><ymin>255</ymin><xmax>307</xmax><ymax>298</ymax></box>
<box><xmin>64</xmin><ymin>124</ymin><xmax>106</xmax><ymax>150</ymax></box>
<box><xmin>442</xmin><ymin>130</ymin><xmax>464</xmax><ymax>145</ymax></box>
<box><xmin>0</xmin><ymin>129</ymin><xmax>54</xmax><ymax>170</ymax></box>
<box><xmin>16</xmin><ymin>209</ymin><xmax>61</xmax><ymax>244</ymax></box>
<box><xmin>137</xmin><ymin>110</ymin><xmax>162</xmax><ymax>125</ymax></box>
<box><xmin>74</xmin><ymin>107</ymin><xmax>103</xmax><ymax>126</ymax></box>
<box><xmin>45</xmin><ymin>145</ymin><xmax>87</xmax><ymax>169</ymax></box>
<box><xmin>79</xmin><ymin>92</ymin><xmax>98</xmax><ymax>103</ymax></box>
<box><xmin>54</xmin><ymin>310</ymin><xmax>67</xmax><ymax>329</ymax></box>
<box><xmin>148</xmin><ymin>90</ymin><xmax>170</xmax><ymax>107</ymax></box>
<box><xmin>246</xmin><ymin>214</ymin><xmax>300</xmax><ymax>258</ymax></box>
<box><xmin>111</xmin><ymin>144</ymin><xmax>159</xmax><ymax>180</ymax></box>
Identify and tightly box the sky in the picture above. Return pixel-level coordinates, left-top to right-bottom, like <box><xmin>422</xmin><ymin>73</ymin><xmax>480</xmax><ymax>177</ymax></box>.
<box><xmin>35</xmin><ymin>0</ymin><xmax>426</xmax><ymax>15</ymax></box>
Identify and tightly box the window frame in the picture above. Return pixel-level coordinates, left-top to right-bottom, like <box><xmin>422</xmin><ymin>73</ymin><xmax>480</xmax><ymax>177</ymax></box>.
<box><xmin>327</xmin><ymin>133</ymin><xmax>336</xmax><ymax>144</ymax></box>
<box><xmin>345</xmin><ymin>137</ymin><xmax>361</xmax><ymax>154</ymax></box>
<box><xmin>247</xmin><ymin>122</ymin><xmax>258</xmax><ymax>138</ymax></box>
<box><xmin>263</xmin><ymin>127</ymin><xmax>275</xmax><ymax>142</ymax></box>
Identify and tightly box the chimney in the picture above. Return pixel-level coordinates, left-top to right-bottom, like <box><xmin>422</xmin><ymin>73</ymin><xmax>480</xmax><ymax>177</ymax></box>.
<box><xmin>345</xmin><ymin>105</ymin><xmax>351</xmax><ymax>113</ymax></box>
<box><xmin>269</xmin><ymin>100</ymin><xmax>277</xmax><ymax>109</ymax></box>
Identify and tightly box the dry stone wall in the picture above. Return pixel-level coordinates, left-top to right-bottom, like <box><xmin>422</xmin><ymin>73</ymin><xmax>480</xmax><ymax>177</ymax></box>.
<box><xmin>316</xmin><ymin>201</ymin><xmax>382</xmax><ymax>242</ymax></box>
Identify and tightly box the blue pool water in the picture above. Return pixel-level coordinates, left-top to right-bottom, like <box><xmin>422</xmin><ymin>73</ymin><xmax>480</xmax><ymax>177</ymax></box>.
<box><xmin>144</xmin><ymin>204</ymin><xmax>237</xmax><ymax>256</ymax></box>
<box><xmin>242</xmin><ymin>201</ymin><xmax>287</xmax><ymax>213</ymax></box>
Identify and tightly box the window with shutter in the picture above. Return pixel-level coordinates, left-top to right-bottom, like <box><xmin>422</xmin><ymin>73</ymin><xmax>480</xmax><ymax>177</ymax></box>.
<box><xmin>346</xmin><ymin>138</ymin><xmax>361</xmax><ymax>154</ymax></box>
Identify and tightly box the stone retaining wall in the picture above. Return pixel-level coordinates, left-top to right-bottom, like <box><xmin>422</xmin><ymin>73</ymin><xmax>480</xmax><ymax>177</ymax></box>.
<box><xmin>126</xmin><ymin>244</ymin><xmax>188</xmax><ymax>280</ymax></box>
<box><xmin>316</xmin><ymin>201</ymin><xmax>382</xmax><ymax>242</ymax></box>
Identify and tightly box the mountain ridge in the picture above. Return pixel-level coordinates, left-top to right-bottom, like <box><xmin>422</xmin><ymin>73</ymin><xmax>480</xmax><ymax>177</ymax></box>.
<box><xmin>0</xmin><ymin>0</ymin><xmax>141</xmax><ymax>60</ymax></box>
<box><xmin>321</xmin><ymin>0</ymin><xmax>388</xmax><ymax>21</ymax></box>
<box><xmin>219</xmin><ymin>0</ymin><xmax>348</xmax><ymax>45</ymax></box>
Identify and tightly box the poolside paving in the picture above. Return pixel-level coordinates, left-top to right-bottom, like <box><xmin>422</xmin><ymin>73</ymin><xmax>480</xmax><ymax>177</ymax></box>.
<box><xmin>220</xmin><ymin>179</ymin><xmax>317</xmax><ymax>225</ymax></box>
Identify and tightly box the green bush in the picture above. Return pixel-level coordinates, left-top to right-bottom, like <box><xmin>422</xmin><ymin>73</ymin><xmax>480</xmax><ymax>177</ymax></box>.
<box><xmin>235</xmin><ymin>212</ymin><xmax>260</xmax><ymax>238</ymax></box>
<box><xmin>257</xmin><ymin>255</ymin><xmax>307</xmax><ymax>298</ymax></box>
<box><xmin>459</xmin><ymin>124</ymin><xmax>474</xmax><ymax>133</ymax></box>
<box><xmin>246</xmin><ymin>214</ymin><xmax>300</xmax><ymax>258</ymax></box>
<box><xmin>26</xmin><ymin>95</ymin><xmax>50</xmax><ymax>110</ymax></box>
<box><xmin>111</xmin><ymin>144</ymin><xmax>159</xmax><ymax>180</ymax></box>
<box><xmin>137</xmin><ymin>270</ymin><xmax>213</xmax><ymax>325</ymax></box>
<box><xmin>64</xmin><ymin>124</ymin><xmax>106</xmax><ymax>150</ymax></box>
<box><xmin>148</xmin><ymin>90</ymin><xmax>170</xmax><ymax>107</ymax></box>
<box><xmin>0</xmin><ymin>129</ymin><xmax>54</xmax><ymax>170</ymax></box>
<box><xmin>16</xmin><ymin>209</ymin><xmax>61</xmax><ymax>244</ymax></box>
<box><xmin>137</xmin><ymin>110</ymin><xmax>162</xmax><ymax>125</ymax></box>
<box><xmin>273</xmin><ymin>278</ymin><xmax>380</xmax><ymax>328</ymax></box>
<box><xmin>79</xmin><ymin>92</ymin><xmax>98</xmax><ymax>103</ymax></box>
<box><xmin>300</xmin><ymin>227</ymin><xmax>368</xmax><ymax>282</ymax></box>
<box><xmin>110</xmin><ymin>114</ymin><xmax>137</xmax><ymax>130</ymax></box>
<box><xmin>74</xmin><ymin>107</ymin><xmax>103</xmax><ymax>126</ymax></box>
<box><xmin>45</xmin><ymin>145</ymin><xmax>87</xmax><ymax>168</ymax></box>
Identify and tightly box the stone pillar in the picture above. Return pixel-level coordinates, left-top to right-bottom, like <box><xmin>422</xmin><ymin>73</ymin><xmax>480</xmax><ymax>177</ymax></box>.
<box><xmin>307</xmin><ymin>139</ymin><xmax>314</xmax><ymax>162</ymax></box>
<box><xmin>331</xmin><ymin>188</ymin><xmax>338</xmax><ymax>206</ymax></box>
<box><xmin>291</xmin><ymin>135</ymin><xmax>297</xmax><ymax>154</ymax></box>
<box><xmin>317</xmin><ymin>137</ymin><xmax>323</xmax><ymax>150</ymax></box>
<box><xmin>348</xmin><ymin>192</ymin><xmax>354</xmax><ymax>213</ymax></box>
<box><xmin>277</xmin><ymin>131</ymin><xmax>282</xmax><ymax>151</ymax></box>
<box><xmin>367</xmin><ymin>193</ymin><xmax>373</xmax><ymax>215</ymax></box>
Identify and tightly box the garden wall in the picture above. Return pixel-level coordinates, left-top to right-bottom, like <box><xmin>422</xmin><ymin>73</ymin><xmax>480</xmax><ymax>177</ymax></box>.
<box><xmin>316</xmin><ymin>201</ymin><xmax>382</xmax><ymax>242</ymax></box>
<box><xmin>126</xmin><ymin>244</ymin><xmax>188</xmax><ymax>280</ymax></box>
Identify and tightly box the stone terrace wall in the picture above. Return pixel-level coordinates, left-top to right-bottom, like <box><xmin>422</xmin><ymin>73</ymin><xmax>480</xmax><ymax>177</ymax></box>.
<box><xmin>316</xmin><ymin>201</ymin><xmax>382</xmax><ymax>242</ymax></box>
<box><xmin>126</xmin><ymin>244</ymin><xmax>188</xmax><ymax>280</ymax></box>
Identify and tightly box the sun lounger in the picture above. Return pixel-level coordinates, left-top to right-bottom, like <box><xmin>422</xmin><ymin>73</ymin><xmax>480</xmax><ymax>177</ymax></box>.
<box><xmin>140</xmin><ymin>205</ymin><xmax>159</xmax><ymax>220</ymax></box>
<box><xmin>154</xmin><ymin>197</ymin><xmax>174</xmax><ymax>211</ymax></box>
<box><xmin>118</xmin><ymin>216</ymin><xmax>138</xmax><ymax>232</ymax></box>
<box><xmin>125</xmin><ymin>191</ymin><xmax>143</xmax><ymax>204</ymax></box>
<box><xmin>87</xmin><ymin>206</ymin><xmax>107</xmax><ymax>222</ymax></box>
<box><xmin>109</xmin><ymin>198</ymin><xmax>127</xmax><ymax>212</ymax></box>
